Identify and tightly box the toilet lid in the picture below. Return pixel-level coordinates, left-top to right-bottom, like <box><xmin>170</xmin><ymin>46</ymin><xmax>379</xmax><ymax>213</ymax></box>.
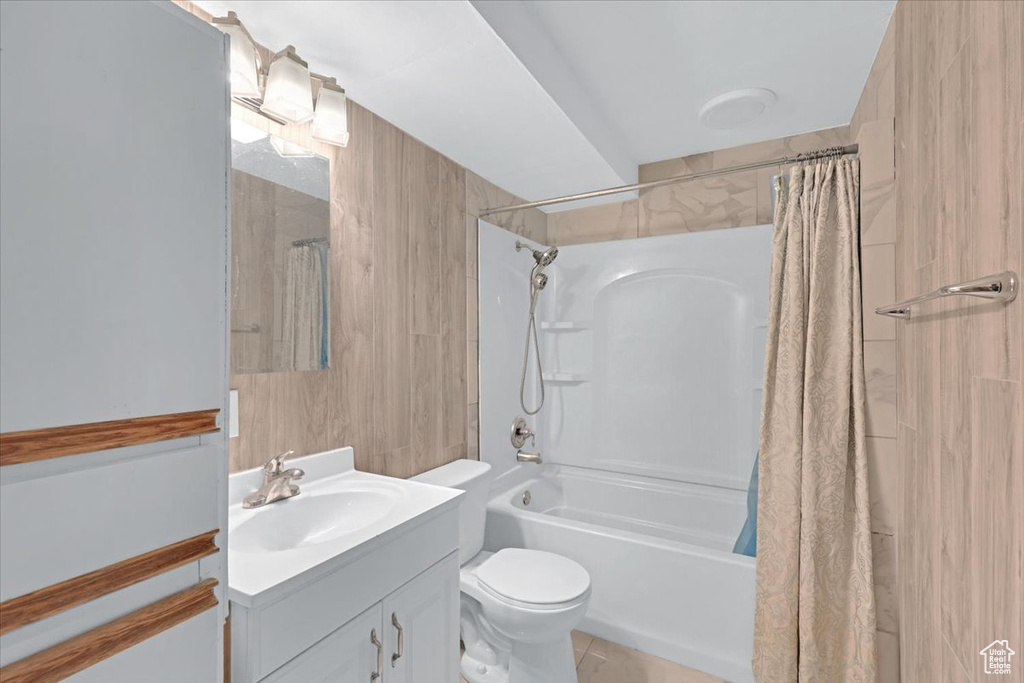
<box><xmin>477</xmin><ymin>549</ymin><xmax>590</xmax><ymax>605</ymax></box>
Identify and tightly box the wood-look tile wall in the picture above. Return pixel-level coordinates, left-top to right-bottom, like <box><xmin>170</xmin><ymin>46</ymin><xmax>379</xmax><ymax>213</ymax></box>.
<box><xmin>888</xmin><ymin>2</ymin><xmax>1023</xmax><ymax>682</ymax></box>
<box><xmin>230</xmin><ymin>102</ymin><xmax>468</xmax><ymax>476</ymax></box>
<box><xmin>171</xmin><ymin>0</ymin><xmax>551</xmax><ymax>477</ymax></box>
<box><xmin>229</xmin><ymin>101</ymin><xmax>547</xmax><ymax>476</ymax></box>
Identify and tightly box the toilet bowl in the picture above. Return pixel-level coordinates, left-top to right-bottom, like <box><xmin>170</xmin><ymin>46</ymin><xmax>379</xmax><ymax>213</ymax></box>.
<box><xmin>413</xmin><ymin>461</ymin><xmax>591</xmax><ymax>683</ymax></box>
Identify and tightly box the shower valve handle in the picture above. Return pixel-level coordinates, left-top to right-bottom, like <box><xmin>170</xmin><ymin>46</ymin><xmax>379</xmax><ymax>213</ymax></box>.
<box><xmin>511</xmin><ymin>417</ymin><xmax>535</xmax><ymax>449</ymax></box>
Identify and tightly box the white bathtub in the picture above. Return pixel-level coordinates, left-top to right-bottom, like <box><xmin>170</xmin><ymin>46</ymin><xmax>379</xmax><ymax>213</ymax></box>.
<box><xmin>484</xmin><ymin>464</ymin><xmax>755</xmax><ymax>682</ymax></box>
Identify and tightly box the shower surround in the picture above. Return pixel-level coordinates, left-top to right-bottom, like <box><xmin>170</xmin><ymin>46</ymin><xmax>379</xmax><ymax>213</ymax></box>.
<box><xmin>478</xmin><ymin>220</ymin><xmax>772</xmax><ymax>680</ymax></box>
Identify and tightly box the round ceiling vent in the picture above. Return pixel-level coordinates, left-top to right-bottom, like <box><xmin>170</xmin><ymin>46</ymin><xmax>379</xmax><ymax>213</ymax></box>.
<box><xmin>699</xmin><ymin>88</ymin><xmax>777</xmax><ymax>130</ymax></box>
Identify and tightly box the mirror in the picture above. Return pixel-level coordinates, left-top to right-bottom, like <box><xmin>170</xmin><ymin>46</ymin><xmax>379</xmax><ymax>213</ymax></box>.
<box><xmin>230</xmin><ymin>135</ymin><xmax>330</xmax><ymax>374</ymax></box>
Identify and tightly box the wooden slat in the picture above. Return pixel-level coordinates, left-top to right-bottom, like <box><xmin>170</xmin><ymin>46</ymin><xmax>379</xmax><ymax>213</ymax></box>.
<box><xmin>0</xmin><ymin>578</ymin><xmax>218</xmax><ymax>683</ymax></box>
<box><xmin>0</xmin><ymin>409</ymin><xmax>219</xmax><ymax>466</ymax></box>
<box><xmin>0</xmin><ymin>530</ymin><xmax>219</xmax><ymax>635</ymax></box>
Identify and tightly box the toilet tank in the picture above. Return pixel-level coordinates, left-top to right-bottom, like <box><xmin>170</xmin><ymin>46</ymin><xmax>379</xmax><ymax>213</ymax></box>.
<box><xmin>412</xmin><ymin>460</ymin><xmax>492</xmax><ymax>564</ymax></box>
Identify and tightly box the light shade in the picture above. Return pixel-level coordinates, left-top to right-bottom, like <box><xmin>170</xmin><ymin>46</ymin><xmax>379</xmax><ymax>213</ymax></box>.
<box><xmin>311</xmin><ymin>79</ymin><xmax>350</xmax><ymax>147</ymax></box>
<box><xmin>260</xmin><ymin>46</ymin><xmax>314</xmax><ymax>125</ymax></box>
<box><xmin>212</xmin><ymin>12</ymin><xmax>261</xmax><ymax>99</ymax></box>
<box><xmin>270</xmin><ymin>135</ymin><xmax>315</xmax><ymax>158</ymax></box>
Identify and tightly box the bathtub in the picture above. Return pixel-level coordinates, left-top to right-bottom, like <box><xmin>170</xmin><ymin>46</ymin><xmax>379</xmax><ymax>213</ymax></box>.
<box><xmin>484</xmin><ymin>464</ymin><xmax>755</xmax><ymax>682</ymax></box>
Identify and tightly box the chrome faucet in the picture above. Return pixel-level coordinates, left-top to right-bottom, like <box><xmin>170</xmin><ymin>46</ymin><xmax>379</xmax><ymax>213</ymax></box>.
<box><xmin>243</xmin><ymin>451</ymin><xmax>305</xmax><ymax>509</ymax></box>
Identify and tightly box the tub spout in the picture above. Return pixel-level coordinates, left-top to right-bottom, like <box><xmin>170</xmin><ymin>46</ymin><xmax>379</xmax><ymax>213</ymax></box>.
<box><xmin>516</xmin><ymin>450</ymin><xmax>542</xmax><ymax>464</ymax></box>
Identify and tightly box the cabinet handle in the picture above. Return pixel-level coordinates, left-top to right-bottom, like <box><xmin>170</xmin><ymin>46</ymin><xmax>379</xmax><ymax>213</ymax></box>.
<box><xmin>391</xmin><ymin>613</ymin><xmax>404</xmax><ymax>667</ymax></box>
<box><xmin>371</xmin><ymin>627</ymin><xmax>383</xmax><ymax>682</ymax></box>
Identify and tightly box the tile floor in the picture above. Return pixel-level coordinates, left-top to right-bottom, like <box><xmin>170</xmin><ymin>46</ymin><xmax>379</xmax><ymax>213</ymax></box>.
<box><xmin>460</xmin><ymin>631</ymin><xmax>724</xmax><ymax>683</ymax></box>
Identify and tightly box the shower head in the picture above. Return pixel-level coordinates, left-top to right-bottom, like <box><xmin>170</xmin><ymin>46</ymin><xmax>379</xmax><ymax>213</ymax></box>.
<box><xmin>534</xmin><ymin>246</ymin><xmax>558</xmax><ymax>267</ymax></box>
<box><xmin>516</xmin><ymin>242</ymin><xmax>559</xmax><ymax>268</ymax></box>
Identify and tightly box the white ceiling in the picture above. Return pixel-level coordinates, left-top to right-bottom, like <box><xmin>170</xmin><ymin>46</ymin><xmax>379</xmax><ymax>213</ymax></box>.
<box><xmin>196</xmin><ymin>0</ymin><xmax>626</xmax><ymax>210</ymax></box>
<box><xmin>475</xmin><ymin>0</ymin><xmax>896</xmax><ymax>166</ymax></box>
<box><xmin>197</xmin><ymin>0</ymin><xmax>894</xmax><ymax>211</ymax></box>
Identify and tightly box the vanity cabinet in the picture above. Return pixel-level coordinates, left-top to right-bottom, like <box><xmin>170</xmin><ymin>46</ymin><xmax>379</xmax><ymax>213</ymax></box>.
<box><xmin>261</xmin><ymin>555</ymin><xmax>459</xmax><ymax>683</ymax></box>
<box><xmin>230</xmin><ymin>501</ymin><xmax>461</xmax><ymax>683</ymax></box>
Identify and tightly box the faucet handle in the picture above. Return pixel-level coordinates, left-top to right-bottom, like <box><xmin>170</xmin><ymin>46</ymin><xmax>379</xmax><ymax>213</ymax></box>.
<box><xmin>511</xmin><ymin>417</ymin><xmax>535</xmax><ymax>449</ymax></box>
<box><xmin>264</xmin><ymin>450</ymin><xmax>294</xmax><ymax>475</ymax></box>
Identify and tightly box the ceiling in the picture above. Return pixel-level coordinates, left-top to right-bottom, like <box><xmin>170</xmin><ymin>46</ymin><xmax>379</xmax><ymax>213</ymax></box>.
<box><xmin>197</xmin><ymin>0</ymin><xmax>895</xmax><ymax>211</ymax></box>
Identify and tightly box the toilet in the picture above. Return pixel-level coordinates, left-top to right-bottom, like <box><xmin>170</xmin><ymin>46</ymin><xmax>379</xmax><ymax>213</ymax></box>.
<box><xmin>413</xmin><ymin>460</ymin><xmax>591</xmax><ymax>683</ymax></box>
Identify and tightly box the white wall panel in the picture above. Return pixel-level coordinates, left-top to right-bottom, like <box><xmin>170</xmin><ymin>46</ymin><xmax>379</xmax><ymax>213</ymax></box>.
<box><xmin>479</xmin><ymin>224</ymin><xmax>771</xmax><ymax>491</ymax></box>
<box><xmin>478</xmin><ymin>222</ymin><xmax>548</xmax><ymax>482</ymax></box>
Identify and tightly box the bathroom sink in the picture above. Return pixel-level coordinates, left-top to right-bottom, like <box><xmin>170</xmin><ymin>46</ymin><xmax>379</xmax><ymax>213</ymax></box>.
<box><xmin>227</xmin><ymin>448</ymin><xmax>464</xmax><ymax>605</ymax></box>
<box><xmin>230</xmin><ymin>487</ymin><xmax>400</xmax><ymax>553</ymax></box>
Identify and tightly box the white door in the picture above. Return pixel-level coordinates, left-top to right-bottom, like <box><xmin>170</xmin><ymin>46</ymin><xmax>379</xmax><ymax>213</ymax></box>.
<box><xmin>263</xmin><ymin>604</ymin><xmax>383</xmax><ymax>683</ymax></box>
<box><xmin>383</xmin><ymin>553</ymin><xmax>460</xmax><ymax>683</ymax></box>
<box><xmin>0</xmin><ymin>1</ymin><xmax>229</xmax><ymax>680</ymax></box>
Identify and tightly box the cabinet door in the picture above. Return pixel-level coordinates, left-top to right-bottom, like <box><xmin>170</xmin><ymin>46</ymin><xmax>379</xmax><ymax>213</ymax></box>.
<box><xmin>263</xmin><ymin>604</ymin><xmax>383</xmax><ymax>683</ymax></box>
<box><xmin>383</xmin><ymin>552</ymin><xmax>460</xmax><ymax>683</ymax></box>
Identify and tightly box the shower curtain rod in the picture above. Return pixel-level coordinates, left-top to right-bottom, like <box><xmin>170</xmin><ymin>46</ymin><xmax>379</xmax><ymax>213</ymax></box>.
<box><xmin>479</xmin><ymin>143</ymin><xmax>858</xmax><ymax>216</ymax></box>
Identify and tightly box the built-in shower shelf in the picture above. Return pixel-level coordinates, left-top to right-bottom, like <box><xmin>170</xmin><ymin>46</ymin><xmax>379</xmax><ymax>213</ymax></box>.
<box><xmin>540</xmin><ymin>320</ymin><xmax>591</xmax><ymax>331</ymax></box>
<box><xmin>542</xmin><ymin>372</ymin><xmax>591</xmax><ymax>383</ymax></box>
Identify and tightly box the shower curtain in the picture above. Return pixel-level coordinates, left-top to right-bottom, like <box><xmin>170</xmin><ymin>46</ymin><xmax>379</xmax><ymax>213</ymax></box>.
<box><xmin>281</xmin><ymin>243</ymin><xmax>327</xmax><ymax>371</ymax></box>
<box><xmin>753</xmin><ymin>158</ymin><xmax>876</xmax><ymax>682</ymax></box>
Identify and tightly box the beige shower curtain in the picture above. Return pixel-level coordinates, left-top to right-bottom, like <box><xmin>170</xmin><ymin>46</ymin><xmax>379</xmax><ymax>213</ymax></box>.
<box><xmin>753</xmin><ymin>158</ymin><xmax>877</xmax><ymax>682</ymax></box>
<box><xmin>281</xmin><ymin>244</ymin><xmax>325</xmax><ymax>372</ymax></box>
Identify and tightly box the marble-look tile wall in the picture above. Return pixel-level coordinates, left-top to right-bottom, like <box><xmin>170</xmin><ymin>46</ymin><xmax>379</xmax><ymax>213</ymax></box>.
<box><xmin>172</xmin><ymin>1</ymin><xmax>548</xmax><ymax>476</ymax></box>
<box><xmin>850</xmin><ymin>15</ymin><xmax>901</xmax><ymax>681</ymax></box>
<box><xmin>546</xmin><ymin>125</ymin><xmax>850</xmax><ymax>247</ymax></box>
<box><xmin>889</xmin><ymin>2</ymin><xmax>1023</xmax><ymax>682</ymax></box>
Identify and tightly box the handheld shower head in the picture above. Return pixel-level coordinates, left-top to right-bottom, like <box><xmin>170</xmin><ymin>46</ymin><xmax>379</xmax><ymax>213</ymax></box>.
<box><xmin>513</xmin><ymin>242</ymin><xmax>556</xmax><ymax>416</ymax></box>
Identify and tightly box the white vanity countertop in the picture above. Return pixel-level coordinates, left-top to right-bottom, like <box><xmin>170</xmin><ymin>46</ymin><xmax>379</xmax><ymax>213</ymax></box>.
<box><xmin>227</xmin><ymin>448</ymin><xmax>462</xmax><ymax>607</ymax></box>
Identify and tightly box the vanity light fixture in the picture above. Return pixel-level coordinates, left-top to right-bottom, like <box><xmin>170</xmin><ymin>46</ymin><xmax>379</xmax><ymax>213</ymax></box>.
<box><xmin>270</xmin><ymin>135</ymin><xmax>315</xmax><ymax>158</ymax></box>
<box><xmin>230</xmin><ymin>117</ymin><xmax>268</xmax><ymax>144</ymax></box>
<box><xmin>260</xmin><ymin>45</ymin><xmax>315</xmax><ymax>124</ymax></box>
<box><xmin>211</xmin><ymin>11</ymin><xmax>261</xmax><ymax>99</ymax></box>
<box><xmin>209</xmin><ymin>10</ymin><xmax>353</xmax><ymax>145</ymax></box>
<box><xmin>311</xmin><ymin>78</ymin><xmax>349</xmax><ymax>147</ymax></box>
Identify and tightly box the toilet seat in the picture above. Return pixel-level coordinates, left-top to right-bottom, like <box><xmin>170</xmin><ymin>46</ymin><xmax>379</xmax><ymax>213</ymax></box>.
<box><xmin>476</xmin><ymin>548</ymin><xmax>591</xmax><ymax>608</ymax></box>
